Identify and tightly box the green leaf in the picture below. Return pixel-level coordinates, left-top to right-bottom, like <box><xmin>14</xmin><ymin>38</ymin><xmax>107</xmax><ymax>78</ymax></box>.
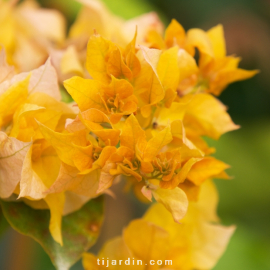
<box><xmin>60</xmin><ymin>87</ymin><xmax>74</xmax><ymax>103</ymax></box>
<box><xmin>0</xmin><ymin>196</ymin><xmax>104</xmax><ymax>270</ymax></box>
<box><xmin>0</xmin><ymin>206</ymin><xmax>9</xmax><ymax>237</ymax></box>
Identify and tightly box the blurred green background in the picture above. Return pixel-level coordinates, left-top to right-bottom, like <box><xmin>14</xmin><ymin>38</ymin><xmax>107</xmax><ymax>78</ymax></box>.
<box><xmin>0</xmin><ymin>0</ymin><xmax>269</xmax><ymax>269</ymax></box>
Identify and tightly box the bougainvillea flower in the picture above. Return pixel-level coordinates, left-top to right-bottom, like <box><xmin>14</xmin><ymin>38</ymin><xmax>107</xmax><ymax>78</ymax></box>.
<box><xmin>185</xmin><ymin>24</ymin><xmax>259</xmax><ymax>96</ymax></box>
<box><xmin>104</xmin><ymin>114</ymin><xmax>193</xmax><ymax>221</ymax></box>
<box><xmin>65</xmin><ymin>75</ymin><xmax>137</xmax><ymax>124</ymax></box>
<box><xmin>146</xmin><ymin>19</ymin><xmax>258</xmax><ymax>96</ymax></box>
<box><xmin>83</xmin><ymin>180</ymin><xmax>235</xmax><ymax>270</ymax></box>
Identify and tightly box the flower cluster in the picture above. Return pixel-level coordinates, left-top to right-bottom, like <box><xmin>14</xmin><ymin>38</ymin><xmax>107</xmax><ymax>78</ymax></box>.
<box><xmin>61</xmin><ymin>19</ymin><xmax>257</xmax><ymax>224</ymax></box>
<box><xmin>0</xmin><ymin>0</ymin><xmax>258</xmax><ymax>269</ymax></box>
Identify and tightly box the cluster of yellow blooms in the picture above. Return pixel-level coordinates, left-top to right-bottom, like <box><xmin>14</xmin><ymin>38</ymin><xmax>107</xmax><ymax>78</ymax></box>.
<box><xmin>0</xmin><ymin>0</ymin><xmax>258</xmax><ymax>269</ymax></box>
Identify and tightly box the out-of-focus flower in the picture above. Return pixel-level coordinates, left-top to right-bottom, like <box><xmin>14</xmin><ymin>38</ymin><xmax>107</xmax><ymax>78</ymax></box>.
<box><xmin>69</xmin><ymin>0</ymin><xmax>163</xmax><ymax>47</ymax></box>
<box><xmin>0</xmin><ymin>0</ymin><xmax>66</xmax><ymax>71</ymax></box>
<box><xmin>83</xmin><ymin>180</ymin><xmax>235</xmax><ymax>270</ymax></box>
